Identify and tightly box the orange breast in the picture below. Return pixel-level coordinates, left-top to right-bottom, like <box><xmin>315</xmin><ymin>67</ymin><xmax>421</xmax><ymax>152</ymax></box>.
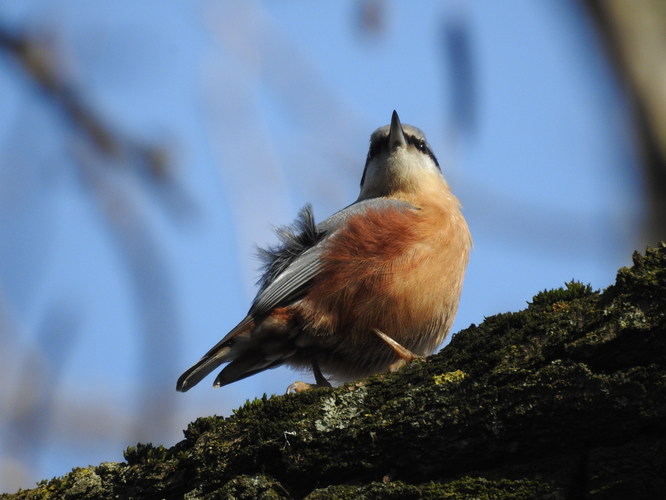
<box><xmin>295</xmin><ymin>185</ymin><xmax>471</xmax><ymax>374</ymax></box>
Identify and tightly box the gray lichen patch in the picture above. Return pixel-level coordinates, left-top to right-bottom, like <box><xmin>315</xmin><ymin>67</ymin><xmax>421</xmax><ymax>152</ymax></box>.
<box><xmin>314</xmin><ymin>386</ymin><xmax>368</xmax><ymax>432</ymax></box>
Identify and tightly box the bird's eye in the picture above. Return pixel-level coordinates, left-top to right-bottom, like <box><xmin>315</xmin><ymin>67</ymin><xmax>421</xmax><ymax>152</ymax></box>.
<box><xmin>407</xmin><ymin>135</ymin><xmax>440</xmax><ymax>168</ymax></box>
<box><xmin>407</xmin><ymin>135</ymin><xmax>428</xmax><ymax>154</ymax></box>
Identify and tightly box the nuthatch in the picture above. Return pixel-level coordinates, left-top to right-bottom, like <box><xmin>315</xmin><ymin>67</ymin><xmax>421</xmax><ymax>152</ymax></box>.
<box><xmin>177</xmin><ymin>111</ymin><xmax>471</xmax><ymax>392</ymax></box>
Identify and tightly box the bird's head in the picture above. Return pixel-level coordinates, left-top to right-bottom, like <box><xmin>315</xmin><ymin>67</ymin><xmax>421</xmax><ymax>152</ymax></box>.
<box><xmin>358</xmin><ymin>110</ymin><xmax>444</xmax><ymax>201</ymax></box>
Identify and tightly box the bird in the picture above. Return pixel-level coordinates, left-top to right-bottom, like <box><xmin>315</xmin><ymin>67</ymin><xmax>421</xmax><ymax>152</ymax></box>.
<box><xmin>176</xmin><ymin>110</ymin><xmax>472</xmax><ymax>393</ymax></box>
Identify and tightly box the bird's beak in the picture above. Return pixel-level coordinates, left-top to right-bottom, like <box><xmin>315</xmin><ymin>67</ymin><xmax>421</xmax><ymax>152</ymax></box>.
<box><xmin>389</xmin><ymin>110</ymin><xmax>407</xmax><ymax>150</ymax></box>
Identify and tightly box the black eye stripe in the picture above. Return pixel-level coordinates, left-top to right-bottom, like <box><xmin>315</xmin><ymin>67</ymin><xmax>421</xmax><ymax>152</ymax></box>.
<box><xmin>406</xmin><ymin>135</ymin><xmax>440</xmax><ymax>169</ymax></box>
<box><xmin>362</xmin><ymin>132</ymin><xmax>440</xmax><ymax>187</ymax></box>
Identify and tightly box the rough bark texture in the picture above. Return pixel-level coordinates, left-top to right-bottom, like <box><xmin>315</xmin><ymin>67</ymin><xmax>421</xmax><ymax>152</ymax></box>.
<box><xmin>4</xmin><ymin>245</ymin><xmax>666</xmax><ymax>499</ymax></box>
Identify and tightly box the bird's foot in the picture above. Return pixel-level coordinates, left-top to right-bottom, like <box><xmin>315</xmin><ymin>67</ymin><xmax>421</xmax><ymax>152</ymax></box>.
<box><xmin>387</xmin><ymin>358</ymin><xmax>409</xmax><ymax>372</ymax></box>
<box><xmin>286</xmin><ymin>381</ymin><xmax>329</xmax><ymax>393</ymax></box>
<box><xmin>286</xmin><ymin>360</ymin><xmax>332</xmax><ymax>393</ymax></box>
<box><xmin>372</xmin><ymin>328</ymin><xmax>422</xmax><ymax>372</ymax></box>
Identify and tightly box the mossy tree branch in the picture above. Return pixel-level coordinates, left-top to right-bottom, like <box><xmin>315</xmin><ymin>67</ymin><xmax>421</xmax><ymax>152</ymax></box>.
<box><xmin>4</xmin><ymin>245</ymin><xmax>666</xmax><ymax>499</ymax></box>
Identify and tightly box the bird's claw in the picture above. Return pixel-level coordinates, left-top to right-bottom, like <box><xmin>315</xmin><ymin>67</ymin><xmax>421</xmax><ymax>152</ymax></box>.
<box><xmin>286</xmin><ymin>381</ymin><xmax>328</xmax><ymax>393</ymax></box>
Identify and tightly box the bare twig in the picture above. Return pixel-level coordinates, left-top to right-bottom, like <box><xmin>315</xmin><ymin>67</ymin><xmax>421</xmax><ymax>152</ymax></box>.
<box><xmin>0</xmin><ymin>25</ymin><xmax>195</xmax><ymax>219</ymax></box>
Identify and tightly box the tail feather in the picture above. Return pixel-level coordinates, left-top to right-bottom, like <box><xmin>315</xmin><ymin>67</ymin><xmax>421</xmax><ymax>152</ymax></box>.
<box><xmin>176</xmin><ymin>316</ymin><xmax>254</xmax><ymax>392</ymax></box>
<box><xmin>176</xmin><ymin>346</ymin><xmax>231</xmax><ymax>392</ymax></box>
<box><xmin>213</xmin><ymin>356</ymin><xmax>282</xmax><ymax>388</ymax></box>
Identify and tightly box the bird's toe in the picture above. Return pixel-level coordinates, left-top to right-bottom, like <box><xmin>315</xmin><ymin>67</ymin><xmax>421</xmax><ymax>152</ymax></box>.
<box><xmin>286</xmin><ymin>381</ymin><xmax>331</xmax><ymax>393</ymax></box>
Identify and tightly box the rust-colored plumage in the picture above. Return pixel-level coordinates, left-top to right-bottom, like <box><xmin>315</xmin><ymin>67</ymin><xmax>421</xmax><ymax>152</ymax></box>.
<box><xmin>177</xmin><ymin>111</ymin><xmax>471</xmax><ymax>392</ymax></box>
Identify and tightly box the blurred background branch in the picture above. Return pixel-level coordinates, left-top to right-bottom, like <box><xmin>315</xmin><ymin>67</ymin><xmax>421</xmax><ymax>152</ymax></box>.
<box><xmin>0</xmin><ymin>24</ymin><xmax>194</xmax><ymax>218</ymax></box>
<box><xmin>0</xmin><ymin>19</ymin><xmax>188</xmax><ymax>489</ymax></box>
<box><xmin>583</xmin><ymin>0</ymin><xmax>666</xmax><ymax>242</ymax></box>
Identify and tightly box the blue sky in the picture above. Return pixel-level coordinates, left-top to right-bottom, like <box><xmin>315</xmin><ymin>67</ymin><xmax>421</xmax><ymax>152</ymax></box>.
<box><xmin>0</xmin><ymin>0</ymin><xmax>645</xmax><ymax>492</ymax></box>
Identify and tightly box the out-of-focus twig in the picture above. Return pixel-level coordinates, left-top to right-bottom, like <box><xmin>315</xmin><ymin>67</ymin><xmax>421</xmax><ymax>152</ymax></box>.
<box><xmin>0</xmin><ymin>21</ymin><xmax>185</xmax><ymax>458</ymax></box>
<box><xmin>3</xmin><ymin>303</ymin><xmax>80</xmax><ymax>491</ymax></box>
<box><xmin>442</xmin><ymin>8</ymin><xmax>476</xmax><ymax>141</ymax></box>
<box><xmin>583</xmin><ymin>0</ymin><xmax>666</xmax><ymax>243</ymax></box>
<box><xmin>75</xmin><ymin>144</ymin><xmax>182</xmax><ymax>444</ymax></box>
<box><xmin>356</xmin><ymin>0</ymin><xmax>385</xmax><ymax>36</ymax></box>
<box><xmin>0</xmin><ymin>25</ymin><xmax>195</xmax><ymax>219</ymax></box>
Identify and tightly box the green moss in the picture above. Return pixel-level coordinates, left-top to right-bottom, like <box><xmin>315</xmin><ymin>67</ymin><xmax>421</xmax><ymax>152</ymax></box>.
<box><xmin>201</xmin><ymin>474</ymin><xmax>290</xmax><ymax>499</ymax></box>
<box><xmin>306</xmin><ymin>477</ymin><xmax>560</xmax><ymax>500</ymax></box>
<box><xmin>530</xmin><ymin>281</ymin><xmax>594</xmax><ymax>307</ymax></box>
<box><xmin>8</xmin><ymin>466</ymin><xmax>112</xmax><ymax>500</ymax></box>
<box><xmin>124</xmin><ymin>443</ymin><xmax>173</xmax><ymax>465</ymax></box>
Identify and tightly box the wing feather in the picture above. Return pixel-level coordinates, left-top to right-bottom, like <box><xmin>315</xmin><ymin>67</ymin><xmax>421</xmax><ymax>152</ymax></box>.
<box><xmin>177</xmin><ymin>198</ymin><xmax>418</xmax><ymax>391</ymax></box>
<box><xmin>249</xmin><ymin>198</ymin><xmax>417</xmax><ymax>316</ymax></box>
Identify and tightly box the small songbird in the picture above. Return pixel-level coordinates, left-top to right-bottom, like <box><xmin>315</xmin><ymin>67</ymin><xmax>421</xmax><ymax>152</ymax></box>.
<box><xmin>177</xmin><ymin>111</ymin><xmax>471</xmax><ymax>392</ymax></box>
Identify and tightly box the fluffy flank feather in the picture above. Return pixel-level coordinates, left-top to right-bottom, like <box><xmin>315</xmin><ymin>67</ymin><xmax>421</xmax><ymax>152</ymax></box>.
<box><xmin>256</xmin><ymin>204</ymin><xmax>324</xmax><ymax>291</ymax></box>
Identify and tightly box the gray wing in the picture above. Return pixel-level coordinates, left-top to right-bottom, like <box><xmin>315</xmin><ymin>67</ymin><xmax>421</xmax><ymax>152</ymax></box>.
<box><xmin>249</xmin><ymin>197</ymin><xmax>417</xmax><ymax>317</ymax></box>
<box><xmin>177</xmin><ymin>197</ymin><xmax>417</xmax><ymax>392</ymax></box>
